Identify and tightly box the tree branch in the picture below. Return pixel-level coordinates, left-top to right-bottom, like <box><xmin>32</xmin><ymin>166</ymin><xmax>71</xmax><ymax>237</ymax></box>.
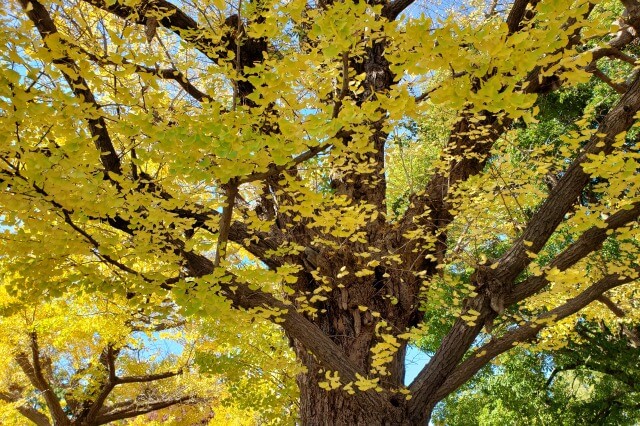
<box><xmin>83</xmin><ymin>345</ymin><xmax>118</xmax><ymax>424</ymax></box>
<box><xmin>406</xmin><ymin>68</ymin><xmax>640</xmax><ymax>423</ymax></box>
<box><xmin>506</xmin><ymin>0</ymin><xmax>532</xmax><ymax>34</ymax></box>
<box><xmin>597</xmin><ymin>295</ymin><xmax>627</xmax><ymax>317</ymax></box>
<box><xmin>67</xmin><ymin>41</ymin><xmax>213</xmax><ymax>103</ymax></box>
<box><xmin>235</xmin><ymin>142</ymin><xmax>333</xmax><ymax>185</ymax></box>
<box><xmin>382</xmin><ymin>0</ymin><xmax>417</xmax><ymax>20</ymax></box>
<box><xmin>493</xmin><ymin>70</ymin><xmax>640</xmax><ymax>289</ymax></box>
<box><xmin>588</xmin><ymin>67</ymin><xmax>628</xmax><ymax>94</ymax></box>
<box><xmin>507</xmin><ymin>200</ymin><xmax>640</xmax><ymax>304</ymax></box>
<box><xmin>214</xmin><ymin>181</ymin><xmax>239</xmax><ymax>267</ymax></box>
<box><xmin>595</xmin><ymin>295</ymin><xmax>640</xmax><ymax>346</ymax></box>
<box><xmin>0</xmin><ymin>391</ymin><xmax>51</xmax><ymax>426</ymax></box>
<box><xmin>80</xmin><ymin>0</ymin><xmax>219</xmax><ymax>61</ymax></box>
<box><xmin>79</xmin><ymin>0</ymin><xmax>267</xmax><ymax>104</ymax></box>
<box><xmin>431</xmin><ymin>271</ymin><xmax>639</xmax><ymax>402</ymax></box>
<box><xmin>13</xmin><ymin>333</ymin><xmax>70</xmax><ymax>425</ymax></box>
<box><xmin>169</xmin><ymin>205</ymin><xmax>283</xmax><ymax>268</ymax></box>
<box><xmin>116</xmin><ymin>369</ymin><xmax>183</xmax><ymax>384</ymax></box>
<box><xmin>94</xmin><ymin>395</ymin><xmax>196</xmax><ymax>424</ymax></box>
<box><xmin>131</xmin><ymin>233</ymin><xmax>395</xmax><ymax>414</ymax></box>
<box><xmin>19</xmin><ymin>0</ymin><xmax>122</xmax><ymax>176</ymax></box>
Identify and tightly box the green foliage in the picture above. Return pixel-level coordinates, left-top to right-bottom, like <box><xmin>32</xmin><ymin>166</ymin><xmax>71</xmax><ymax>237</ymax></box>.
<box><xmin>434</xmin><ymin>322</ymin><xmax>640</xmax><ymax>426</ymax></box>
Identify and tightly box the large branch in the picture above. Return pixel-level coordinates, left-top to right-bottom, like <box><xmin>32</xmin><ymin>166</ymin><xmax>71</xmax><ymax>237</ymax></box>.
<box><xmin>0</xmin><ymin>391</ymin><xmax>51</xmax><ymax>426</ymax></box>
<box><xmin>403</xmin><ymin>197</ymin><xmax>640</xmax><ymax>419</ymax></box>
<box><xmin>398</xmin><ymin>0</ymin><xmax>552</xmax><ymax>268</ymax></box>
<box><xmin>406</xmin><ymin>23</ymin><xmax>640</xmax><ymax>421</ymax></box>
<box><xmin>506</xmin><ymin>0</ymin><xmax>532</xmax><ymax>33</ymax></box>
<box><xmin>91</xmin><ymin>207</ymin><xmax>382</xmax><ymax>410</ymax></box>
<box><xmin>407</xmin><ymin>311</ymin><xmax>487</xmax><ymax>422</ymax></box>
<box><xmin>83</xmin><ymin>346</ymin><xmax>118</xmax><ymax>425</ymax></box>
<box><xmin>407</xmin><ymin>69</ymin><xmax>640</xmax><ymax>419</ymax></box>
<box><xmin>507</xmin><ymin>201</ymin><xmax>640</xmax><ymax>304</ymax></box>
<box><xmin>407</xmin><ymin>73</ymin><xmax>640</xmax><ymax>424</ymax></box>
<box><xmin>15</xmin><ymin>406</ymin><xmax>51</xmax><ymax>426</ymax></box>
<box><xmin>19</xmin><ymin>0</ymin><xmax>122</xmax><ymax>175</ymax></box>
<box><xmin>432</xmin><ymin>271</ymin><xmax>639</xmax><ymax>401</ymax></box>
<box><xmin>492</xmin><ymin>70</ymin><xmax>640</xmax><ymax>288</ymax></box>
<box><xmin>14</xmin><ymin>333</ymin><xmax>69</xmax><ymax>425</ymax></box>
<box><xmin>381</xmin><ymin>0</ymin><xmax>417</xmax><ymax>20</ymax></box>
<box><xmin>116</xmin><ymin>369</ymin><xmax>183</xmax><ymax>384</ymax></box>
<box><xmin>400</xmin><ymin>0</ymin><xmax>611</xmax><ymax>255</ymax></box>
<box><xmin>30</xmin><ymin>181</ymin><xmax>394</xmax><ymax>416</ymax></box>
<box><xmin>94</xmin><ymin>396</ymin><xmax>196</xmax><ymax>424</ymax></box>
<box><xmin>180</xmin><ymin>252</ymin><xmax>399</xmax><ymax>415</ymax></box>
<box><xmin>399</xmin><ymin>112</ymin><xmax>509</xmax><ymax>271</ymax></box>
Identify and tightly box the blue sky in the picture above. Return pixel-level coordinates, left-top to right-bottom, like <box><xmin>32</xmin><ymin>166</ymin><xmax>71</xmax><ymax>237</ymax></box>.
<box><xmin>405</xmin><ymin>344</ymin><xmax>431</xmax><ymax>385</ymax></box>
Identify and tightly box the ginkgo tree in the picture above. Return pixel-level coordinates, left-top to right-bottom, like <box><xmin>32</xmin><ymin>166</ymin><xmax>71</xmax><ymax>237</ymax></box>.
<box><xmin>0</xmin><ymin>287</ymin><xmax>218</xmax><ymax>425</ymax></box>
<box><xmin>1</xmin><ymin>0</ymin><xmax>640</xmax><ymax>423</ymax></box>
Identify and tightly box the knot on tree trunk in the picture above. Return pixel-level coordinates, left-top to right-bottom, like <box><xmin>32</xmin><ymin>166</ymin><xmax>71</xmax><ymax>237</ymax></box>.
<box><xmin>471</xmin><ymin>264</ymin><xmax>507</xmax><ymax>330</ymax></box>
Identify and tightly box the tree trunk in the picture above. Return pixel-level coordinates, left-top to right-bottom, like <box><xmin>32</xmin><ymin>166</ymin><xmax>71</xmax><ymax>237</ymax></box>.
<box><xmin>295</xmin><ymin>349</ymin><xmax>413</xmax><ymax>425</ymax></box>
<box><xmin>291</xmin><ymin>303</ymin><xmax>415</xmax><ymax>425</ymax></box>
<box><xmin>297</xmin><ymin>374</ymin><xmax>386</xmax><ymax>425</ymax></box>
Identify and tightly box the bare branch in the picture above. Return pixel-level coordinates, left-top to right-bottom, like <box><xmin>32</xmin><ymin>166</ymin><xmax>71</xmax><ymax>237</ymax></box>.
<box><xmin>597</xmin><ymin>295</ymin><xmax>626</xmax><ymax>318</ymax></box>
<box><xmin>596</xmin><ymin>295</ymin><xmax>640</xmax><ymax>346</ymax></box>
<box><xmin>591</xmin><ymin>46</ymin><xmax>637</xmax><ymax>65</ymax></box>
<box><xmin>588</xmin><ymin>67</ymin><xmax>628</xmax><ymax>94</ymax></box>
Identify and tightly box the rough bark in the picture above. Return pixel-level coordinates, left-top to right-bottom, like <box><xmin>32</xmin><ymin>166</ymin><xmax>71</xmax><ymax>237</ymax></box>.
<box><xmin>295</xmin><ymin>341</ymin><xmax>409</xmax><ymax>425</ymax></box>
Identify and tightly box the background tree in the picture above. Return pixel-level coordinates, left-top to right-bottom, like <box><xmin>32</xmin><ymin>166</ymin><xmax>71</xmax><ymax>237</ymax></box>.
<box><xmin>1</xmin><ymin>0</ymin><xmax>640</xmax><ymax>424</ymax></box>
<box><xmin>432</xmin><ymin>320</ymin><xmax>640</xmax><ymax>426</ymax></box>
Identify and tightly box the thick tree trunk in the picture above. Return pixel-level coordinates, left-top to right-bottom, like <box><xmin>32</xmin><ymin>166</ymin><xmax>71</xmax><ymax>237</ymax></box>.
<box><xmin>292</xmin><ymin>305</ymin><xmax>415</xmax><ymax>425</ymax></box>
<box><xmin>285</xmin><ymin>36</ymin><xmax>424</xmax><ymax>426</ymax></box>
<box><xmin>295</xmin><ymin>352</ymin><xmax>412</xmax><ymax>425</ymax></box>
<box><xmin>297</xmin><ymin>374</ymin><xmax>387</xmax><ymax>425</ymax></box>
